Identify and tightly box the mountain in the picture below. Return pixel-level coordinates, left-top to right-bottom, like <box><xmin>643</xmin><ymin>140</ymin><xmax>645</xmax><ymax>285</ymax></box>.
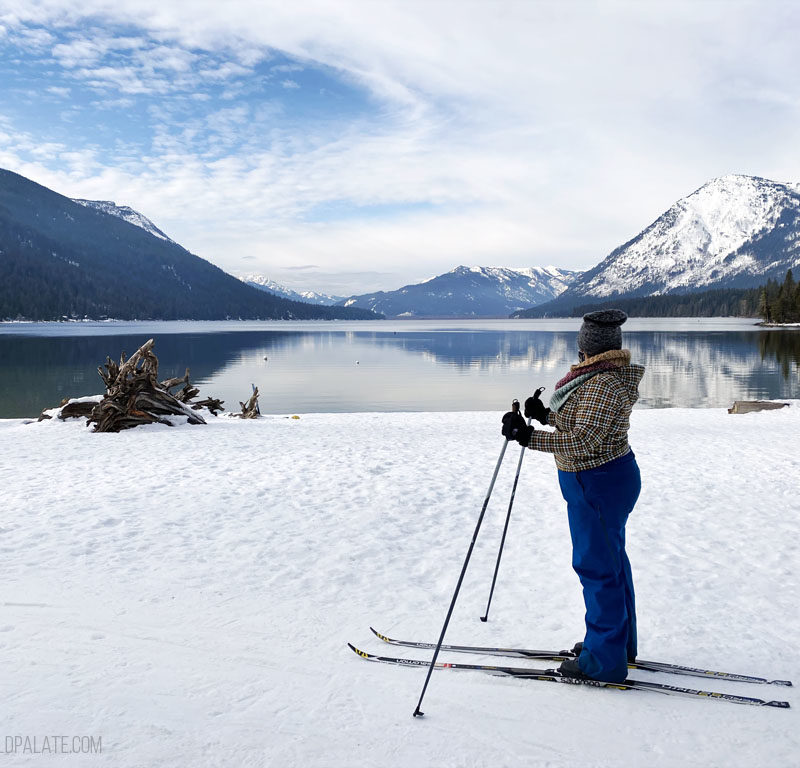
<box><xmin>0</xmin><ymin>168</ymin><xmax>379</xmax><ymax>321</ymax></box>
<box><xmin>240</xmin><ymin>274</ymin><xmax>344</xmax><ymax>305</ymax></box>
<box><xmin>519</xmin><ymin>174</ymin><xmax>800</xmax><ymax>316</ymax></box>
<box><xmin>337</xmin><ymin>265</ymin><xmax>580</xmax><ymax>317</ymax></box>
<box><xmin>71</xmin><ymin>199</ymin><xmax>176</xmax><ymax>243</ymax></box>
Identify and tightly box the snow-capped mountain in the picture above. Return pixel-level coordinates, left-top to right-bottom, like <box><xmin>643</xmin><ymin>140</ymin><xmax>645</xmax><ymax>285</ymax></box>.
<box><xmin>337</xmin><ymin>265</ymin><xmax>580</xmax><ymax>317</ymax></box>
<box><xmin>0</xmin><ymin>168</ymin><xmax>378</xmax><ymax>321</ymax></box>
<box><xmin>550</xmin><ymin>174</ymin><xmax>800</xmax><ymax>309</ymax></box>
<box><xmin>240</xmin><ymin>274</ymin><xmax>344</xmax><ymax>306</ymax></box>
<box><xmin>71</xmin><ymin>199</ymin><xmax>175</xmax><ymax>243</ymax></box>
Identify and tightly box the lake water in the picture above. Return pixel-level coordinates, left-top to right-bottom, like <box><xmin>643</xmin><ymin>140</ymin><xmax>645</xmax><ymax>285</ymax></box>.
<box><xmin>1</xmin><ymin>318</ymin><xmax>798</xmax><ymax>418</ymax></box>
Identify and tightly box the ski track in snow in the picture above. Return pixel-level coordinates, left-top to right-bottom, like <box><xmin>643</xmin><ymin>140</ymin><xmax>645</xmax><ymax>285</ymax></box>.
<box><xmin>1</xmin><ymin>407</ymin><xmax>798</xmax><ymax>767</ymax></box>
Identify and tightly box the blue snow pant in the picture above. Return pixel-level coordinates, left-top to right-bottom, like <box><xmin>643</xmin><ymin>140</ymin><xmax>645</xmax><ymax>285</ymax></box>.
<box><xmin>557</xmin><ymin>450</ymin><xmax>641</xmax><ymax>683</ymax></box>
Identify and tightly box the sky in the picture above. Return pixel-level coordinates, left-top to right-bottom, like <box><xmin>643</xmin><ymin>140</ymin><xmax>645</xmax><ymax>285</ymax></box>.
<box><xmin>1</xmin><ymin>1</ymin><xmax>799</xmax><ymax>296</ymax></box>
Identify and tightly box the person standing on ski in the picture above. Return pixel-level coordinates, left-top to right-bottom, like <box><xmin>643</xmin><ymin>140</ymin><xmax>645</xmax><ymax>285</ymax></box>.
<box><xmin>502</xmin><ymin>309</ymin><xmax>644</xmax><ymax>683</ymax></box>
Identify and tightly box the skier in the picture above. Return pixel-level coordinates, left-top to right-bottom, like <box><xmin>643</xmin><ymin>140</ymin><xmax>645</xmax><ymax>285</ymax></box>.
<box><xmin>502</xmin><ymin>309</ymin><xmax>644</xmax><ymax>683</ymax></box>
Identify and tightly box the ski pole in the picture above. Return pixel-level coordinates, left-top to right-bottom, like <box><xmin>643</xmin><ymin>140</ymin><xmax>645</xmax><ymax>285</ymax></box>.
<box><xmin>413</xmin><ymin>402</ymin><xmax>516</xmax><ymax>718</ymax></box>
<box><xmin>480</xmin><ymin>387</ymin><xmax>543</xmax><ymax>623</ymax></box>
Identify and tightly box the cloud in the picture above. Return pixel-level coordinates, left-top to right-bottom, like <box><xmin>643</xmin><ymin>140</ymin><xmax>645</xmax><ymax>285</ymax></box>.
<box><xmin>91</xmin><ymin>95</ymin><xmax>135</xmax><ymax>109</ymax></box>
<box><xmin>271</xmin><ymin>63</ymin><xmax>302</xmax><ymax>73</ymax></box>
<box><xmin>12</xmin><ymin>25</ymin><xmax>54</xmax><ymax>51</ymax></box>
<box><xmin>52</xmin><ymin>37</ymin><xmax>114</xmax><ymax>68</ymax></box>
<box><xmin>45</xmin><ymin>29</ymin><xmax>252</xmax><ymax>97</ymax></box>
<box><xmin>281</xmin><ymin>78</ymin><xmax>299</xmax><ymax>89</ymax></box>
<box><xmin>197</xmin><ymin>61</ymin><xmax>251</xmax><ymax>81</ymax></box>
<box><xmin>1</xmin><ymin>1</ymin><xmax>799</xmax><ymax>293</ymax></box>
<box><xmin>74</xmin><ymin>64</ymin><xmax>167</xmax><ymax>94</ymax></box>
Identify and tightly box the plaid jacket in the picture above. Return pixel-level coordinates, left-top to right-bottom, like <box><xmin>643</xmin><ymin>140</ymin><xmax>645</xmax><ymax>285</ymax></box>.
<box><xmin>528</xmin><ymin>363</ymin><xmax>645</xmax><ymax>472</ymax></box>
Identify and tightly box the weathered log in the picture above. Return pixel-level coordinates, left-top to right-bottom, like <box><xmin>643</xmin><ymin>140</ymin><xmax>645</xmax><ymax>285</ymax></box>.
<box><xmin>134</xmin><ymin>391</ymin><xmax>206</xmax><ymax>425</ymax></box>
<box><xmin>193</xmin><ymin>397</ymin><xmax>225</xmax><ymax>415</ymax></box>
<box><xmin>160</xmin><ymin>368</ymin><xmax>201</xmax><ymax>404</ymax></box>
<box><xmin>37</xmin><ymin>397</ymin><xmax>95</xmax><ymax>421</ymax></box>
<box><xmin>58</xmin><ymin>399</ymin><xmax>98</xmax><ymax>420</ymax></box>
<box><xmin>160</xmin><ymin>368</ymin><xmax>190</xmax><ymax>391</ymax></box>
<box><xmin>728</xmin><ymin>401</ymin><xmax>790</xmax><ymax>414</ymax></box>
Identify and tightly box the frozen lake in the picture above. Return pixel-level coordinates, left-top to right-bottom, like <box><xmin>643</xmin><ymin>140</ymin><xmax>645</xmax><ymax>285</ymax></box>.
<box><xmin>1</xmin><ymin>318</ymin><xmax>798</xmax><ymax>417</ymax></box>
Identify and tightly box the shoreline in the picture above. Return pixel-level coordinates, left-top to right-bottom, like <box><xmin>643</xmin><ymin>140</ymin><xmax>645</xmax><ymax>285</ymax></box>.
<box><xmin>755</xmin><ymin>321</ymin><xmax>800</xmax><ymax>328</ymax></box>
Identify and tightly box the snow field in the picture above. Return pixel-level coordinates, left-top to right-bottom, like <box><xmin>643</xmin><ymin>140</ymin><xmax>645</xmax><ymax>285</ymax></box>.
<box><xmin>1</xmin><ymin>405</ymin><xmax>798</xmax><ymax>767</ymax></box>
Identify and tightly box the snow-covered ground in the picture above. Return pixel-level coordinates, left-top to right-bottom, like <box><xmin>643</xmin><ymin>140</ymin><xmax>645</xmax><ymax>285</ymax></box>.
<box><xmin>1</xmin><ymin>405</ymin><xmax>798</xmax><ymax>767</ymax></box>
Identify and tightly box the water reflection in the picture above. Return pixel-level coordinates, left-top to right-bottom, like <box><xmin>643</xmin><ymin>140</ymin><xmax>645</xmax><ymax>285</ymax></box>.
<box><xmin>759</xmin><ymin>332</ymin><xmax>800</xmax><ymax>379</ymax></box>
<box><xmin>0</xmin><ymin>324</ymin><xmax>797</xmax><ymax>417</ymax></box>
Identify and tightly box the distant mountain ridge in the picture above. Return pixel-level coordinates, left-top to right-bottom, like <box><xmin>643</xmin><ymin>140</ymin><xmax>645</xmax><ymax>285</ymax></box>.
<box><xmin>0</xmin><ymin>168</ymin><xmax>379</xmax><ymax>321</ymax></box>
<box><xmin>240</xmin><ymin>274</ymin><xmax>344</xmax><ymax>306</ymax></box>
<box><xmin>6</xmin><ymin>167</ymin><xmax>799</xmax><ymax>322</ymax></box>
<box><xmin>336</xmin><ymin>265</ymin><xmax>580</xmax><ymax>317</ymax></box>
<box><xmin>523</xmin><ymin>174</ymin><xmax>800</xmax><ymax>316</ymax></box>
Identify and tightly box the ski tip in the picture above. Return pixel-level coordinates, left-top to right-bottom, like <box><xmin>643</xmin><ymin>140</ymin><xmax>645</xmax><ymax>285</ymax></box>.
<box><xmin>348</xmin><ymin>643</ymin><xmax>370</xmax><ymax>659</ymax></box>
<box><xmin>770</xmin><ymin>679</ymin><xmax>793</xmax><ymax>687</ymax></box>
<box><xmin>766</xmin><ymin>700</ymin><xmax>791</xmax><ymax>708</ymax></box>
<box><xmin>347</xmin><ymin>643</ymin><xmax>373</xmax><ymax>659</ymax></box>
<box><xmin>370</xmin><ymin>627</ymin><xmax>392</xmax><ymax>643</ymax></box>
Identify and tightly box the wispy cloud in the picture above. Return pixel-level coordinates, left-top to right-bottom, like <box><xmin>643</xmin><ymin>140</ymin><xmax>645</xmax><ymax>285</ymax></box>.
<box><xmin>12</xmin><ymin>26</ymin><xmax>54</xmax><ymax>51</ymax></box>
<box><xmin>272</xmin><ymin>63</ymin><xmax>303</xmax><ymax>74</ymax></box>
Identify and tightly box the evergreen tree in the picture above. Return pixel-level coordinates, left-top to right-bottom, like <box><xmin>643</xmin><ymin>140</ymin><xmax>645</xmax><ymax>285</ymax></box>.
<box><xmin>786</xmin><ymin>269</ymin><xmax>798</xmax><ymax>322</ymax></box>
<box><xmin>794</xmin><ymin>281</ymin><xmax>800</xmax><ymax>322</ymax></box>
<box><xmin>758</xmin><ymin>287</ymin><xmax>771</xmax><ymax>323</ymax></box>
<box><xmin>774</xmin><ymin>270</ymin><xmax>794</xmax><ymax>323</ymax></box>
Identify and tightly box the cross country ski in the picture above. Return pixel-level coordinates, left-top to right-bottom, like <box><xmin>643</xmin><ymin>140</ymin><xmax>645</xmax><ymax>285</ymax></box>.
<box><xmin>369</xmin><ymin>628</ymin><xmax>793</xmax><ymax>686</ymax></box>
<box><xmin>348</xmin><ymin>644</ymin><xmax>791</xmax><ymax>709</ymax></box>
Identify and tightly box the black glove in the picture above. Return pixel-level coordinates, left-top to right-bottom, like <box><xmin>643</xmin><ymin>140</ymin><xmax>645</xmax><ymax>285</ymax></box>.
<box><xmin>524</xmin><ymin>387</ymin><xmax>550</xmax><ymax>426</ymax></box>
<box><xmin>501</xmin><ymin>410</ymin><xmax>533</xmax><ymax>446</ymax></box>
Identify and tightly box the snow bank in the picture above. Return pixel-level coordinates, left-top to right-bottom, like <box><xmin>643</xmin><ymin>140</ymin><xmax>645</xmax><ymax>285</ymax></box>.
<box><xmin>1</xmin><ymin>406</ymin><xmax>798</xmax><ymax>767</ymax></box>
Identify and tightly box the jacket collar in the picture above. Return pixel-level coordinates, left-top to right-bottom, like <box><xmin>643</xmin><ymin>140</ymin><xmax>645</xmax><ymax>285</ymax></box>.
<box><xmin>571</xmin><ymin>348</ymin><xmax>631</xmax><ymax>372</ymax></box>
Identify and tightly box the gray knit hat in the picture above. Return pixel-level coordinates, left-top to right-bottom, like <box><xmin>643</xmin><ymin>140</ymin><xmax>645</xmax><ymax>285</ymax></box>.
<box><xmin>578</xmin><ymin>309</ymin><xmax>628</xmax><ymax>357</ymax></box>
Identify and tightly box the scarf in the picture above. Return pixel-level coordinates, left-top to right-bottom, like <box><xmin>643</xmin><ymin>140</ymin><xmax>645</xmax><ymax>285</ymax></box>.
<box><xmin>549</xmin><ymin>349</ymin><xmax>631</xmax><ymax>413</ymax></box>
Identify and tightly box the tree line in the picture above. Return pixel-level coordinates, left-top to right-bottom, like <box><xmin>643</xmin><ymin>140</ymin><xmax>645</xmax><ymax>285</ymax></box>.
<box><xmin>758</xmin><ymin>270</ymin><xmax>800</xmax><ymax>324</ymax></box>
<box><xmin>562</xmin><ymin>270</ymin><xmax>800</xmax><ymax>323</ymax></box>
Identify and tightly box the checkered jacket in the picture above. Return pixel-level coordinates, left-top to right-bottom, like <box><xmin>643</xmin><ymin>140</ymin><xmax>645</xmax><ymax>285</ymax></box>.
<box><xmin>528</xmin><ymin>364</ymin><xmax>645</xmax><ymax>472</ymax></box>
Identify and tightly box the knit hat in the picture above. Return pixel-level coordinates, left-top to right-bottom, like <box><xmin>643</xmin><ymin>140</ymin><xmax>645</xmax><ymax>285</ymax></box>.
<box><xmin>578</xmin><ymin>309</ymin><xmax>628</xmax><ymax>358</ymax></box>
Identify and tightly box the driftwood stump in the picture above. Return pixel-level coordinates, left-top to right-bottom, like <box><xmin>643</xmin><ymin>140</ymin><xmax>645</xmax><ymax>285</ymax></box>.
<box><xmin>235</xmin><ymin>386</ymin><xmax>261</xmax><ymax>419</ymax></box>
<box><xmin>88</xmin><ymin>338</ymin><xmax>207</xmax><ymax>432</ymax></box>
<box><xmin>37</xmin><ymin>339</ymin><xmax>225</xmax><ymax>428</ymax></box>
